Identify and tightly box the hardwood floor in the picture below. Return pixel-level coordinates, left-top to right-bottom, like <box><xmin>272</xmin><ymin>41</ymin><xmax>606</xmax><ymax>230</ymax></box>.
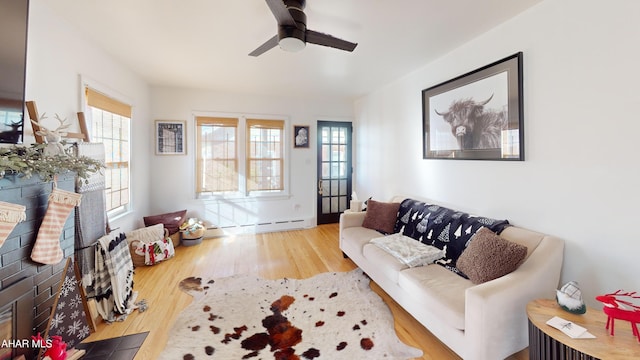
<box><xmin>82</xmin><ymin>224</ymin><xmax>528</xmax><ymax>359</ymax></box>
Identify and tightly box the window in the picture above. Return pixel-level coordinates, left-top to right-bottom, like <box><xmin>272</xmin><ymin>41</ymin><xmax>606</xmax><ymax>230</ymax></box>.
<box><xmin>246</xmin><ymin>119</ymin><xmax>284</xmax><ymax>192</ymax></box>
<box><xmin>196</xmin><ymin>115</ymin><xmax>286</xmax><ymax>196</ymax></box>
<box><xmin>85</xmin><ymin>87</ymin><xmax>131</xmax><ymax>216</ymax></box>
<box><xmin>196</xmin><ymin>117</ymin><xmax>238</xmax><ymax>192</ymax></box>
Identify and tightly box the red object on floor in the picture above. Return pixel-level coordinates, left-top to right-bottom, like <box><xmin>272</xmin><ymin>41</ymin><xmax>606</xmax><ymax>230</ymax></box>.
<box><xmin>43</xmin><ymin>336</ymin><xmax>67</xmax><ymax>360</ymax></box>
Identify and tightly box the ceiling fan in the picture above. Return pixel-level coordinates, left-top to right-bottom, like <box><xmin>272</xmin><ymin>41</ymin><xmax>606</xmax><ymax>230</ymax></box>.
<box><xmin>249</xmin><ymin>0</ymin><xmax>357</xmax><ymax>56</ymax></box>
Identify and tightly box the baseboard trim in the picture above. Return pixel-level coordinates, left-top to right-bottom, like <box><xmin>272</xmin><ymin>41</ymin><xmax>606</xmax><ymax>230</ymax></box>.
<box><xmin>205</xmin><ymin>218</ymin><xmax>313</xmax><ymax>236</ymax></box>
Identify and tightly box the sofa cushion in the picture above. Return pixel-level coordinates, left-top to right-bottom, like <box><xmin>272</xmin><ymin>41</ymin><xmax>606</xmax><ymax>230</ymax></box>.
<box><xmin>393</xmin><ymin>198</ymin><xmax>510</xmax><ymax>277</ymax></box>
<box><xmin>340</xmin><ymin>226</ymin><xmax>384</xmax><ymax>257</ymax></box>
<box><xmin>143</xmin><ymin>209</ymin><xmax>187</xmax><ymax>235</ymax></box>
<box><xmin>456</xmin><ymin>227</ymin><xmax>527</xmax><ymax>284</ymax></box>
<box><xmin>398</xmin><ymin>266</ymin><xmax>472</xmax><ymax>330</ymax></box>
<box><xmin>370</xmin><ymin>233</ymin><xmax>445</xmax><ymax>267</ymax></box>
<box><xmin>362</xmin><ymin>199</ymin><xmax>400</xmax><ymax>234</ymax></box>
<box><xmin>362</xmin><ymin>243</ymin><xmax>410</xmax><ymax>283</ymax></box>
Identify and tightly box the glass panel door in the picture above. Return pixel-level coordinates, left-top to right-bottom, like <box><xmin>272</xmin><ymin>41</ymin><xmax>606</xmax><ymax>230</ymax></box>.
<box><xmin>317</xmin><ymin>121</ymin><xmax>352</xmax><ymax>224</ymax></box>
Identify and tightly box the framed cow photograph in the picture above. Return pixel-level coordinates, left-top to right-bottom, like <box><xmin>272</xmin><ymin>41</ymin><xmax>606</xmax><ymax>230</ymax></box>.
<box><xmin>422</xmin><ymin>52</ymin><xmax>524</xmax><ymax>160</ymax></box>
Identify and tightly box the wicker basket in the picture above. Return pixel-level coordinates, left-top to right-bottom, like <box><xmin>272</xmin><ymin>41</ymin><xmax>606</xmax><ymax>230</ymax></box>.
<box><xmin>130</xmin><ymin>240</ymin><xmax>146</xmax><ymax>267</ymax></box>
<box><xmin>170</xmin><ymin>232</ymin><xmax>181</xmax><ymax>247</ymax></box>
<box><xmin>181</xmin><ymin>228</ymin><xmax>204</xmax><ymax>246</ymax></box>
<box><xmin>129</xmin><ymin>228</ymin><xmax>174</xmax><ymax>267</ymax></box>
<box><xmin>181</xmin><ymin>227</ymin><xmax>204</xmax><ymax>240</ymax></box>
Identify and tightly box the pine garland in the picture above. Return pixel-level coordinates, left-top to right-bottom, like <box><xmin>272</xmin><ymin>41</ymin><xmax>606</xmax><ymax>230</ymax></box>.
<box><xmin>0</xmin><ymin>143</ymin><xmax>104</xmax><ymax>183</ymax></box>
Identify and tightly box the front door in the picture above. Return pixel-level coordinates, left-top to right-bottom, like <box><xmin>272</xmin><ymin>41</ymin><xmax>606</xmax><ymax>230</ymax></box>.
<box><xmin>317</xmin><ymin>121</ymin><xmax>352</xmax><ymax>224</ymax></box>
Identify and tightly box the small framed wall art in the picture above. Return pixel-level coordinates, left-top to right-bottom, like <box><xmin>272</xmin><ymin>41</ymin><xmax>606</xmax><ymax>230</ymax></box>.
<box><xmin>155</xmin><ymin>120</ymin><xmax>186</xmax><ymax>155</ymax></box>
<box><xmin>294</xmin><ymin>125</ymin><xmax>309</xmax><ymax>148</ymax></box>
<box><xmin>422</xmin><ymin>52</ymin><xmax>524</xmax><ymax>160</ymax></box>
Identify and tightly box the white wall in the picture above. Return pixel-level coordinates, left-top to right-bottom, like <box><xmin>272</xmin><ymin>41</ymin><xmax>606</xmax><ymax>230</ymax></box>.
<box><xmin>25</xmin><ymin>0</ymin><xmax>638</xmax><ymax>306</ymax></box>
<box><xmin>354</xmin><ymin>0</ymin><xmax>640</xmax><ymax>307</ymax></box>
<box><xmin>149</xmin><ymin>86</ymin><xmax>353</xmax><ymax>231</ymax></box>
<box><xmin>25</xmin><ymin>0</ymin><xmax>152</xmax><ymax>232</ymax></box>
<box><xmin>24</xmin><ymin>0</ymin><xmax>354</xmax><ymax>234</ymax></box>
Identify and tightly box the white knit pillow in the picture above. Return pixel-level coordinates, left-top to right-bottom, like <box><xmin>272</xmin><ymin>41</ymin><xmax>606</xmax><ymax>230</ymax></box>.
<box><xmin>371</xmin><ymin>233</ymin><xmax>445</xmax><ymax>267</ymax></box>
<box><xmin>126</xmin><ymin>223</ymin><xmax>165</xmax><ymax>244</ymax></box>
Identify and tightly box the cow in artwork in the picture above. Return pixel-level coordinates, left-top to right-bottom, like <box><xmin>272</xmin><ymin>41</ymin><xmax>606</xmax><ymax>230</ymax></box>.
<box><xmin>435</xmin><ymin>94</ymin><xmax>507</xmax><ymax>150</ymax></box>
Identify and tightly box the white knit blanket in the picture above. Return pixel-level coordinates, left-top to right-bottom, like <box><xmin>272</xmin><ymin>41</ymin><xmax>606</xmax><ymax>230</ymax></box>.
<box><xmin>370</xmin><ymin>233</ymin><xmax>446</xmax><ymax>267</ymax></box>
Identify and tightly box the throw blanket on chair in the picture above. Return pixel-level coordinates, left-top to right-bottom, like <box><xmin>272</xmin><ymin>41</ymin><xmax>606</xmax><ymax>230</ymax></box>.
<box><xmin>92</xmin><ymin>233</ymin><xmax>136</xmax><ymax>322</ymax></box>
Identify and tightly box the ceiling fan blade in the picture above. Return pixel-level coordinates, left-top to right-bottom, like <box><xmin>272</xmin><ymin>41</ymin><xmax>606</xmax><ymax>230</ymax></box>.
<box><xmin>249</xmin><ymin>35</ymin><xmax>279</xmax><ymax>57</ymax></box>
<box><xmin>265</xmin><ymin>0</ymin><xmax>296</xmax><ymax>26</ymax></box>
<box><xmin>306</xmin><ymin>29</ymin><xmax>357</xmax><ymax>52</ymax></box>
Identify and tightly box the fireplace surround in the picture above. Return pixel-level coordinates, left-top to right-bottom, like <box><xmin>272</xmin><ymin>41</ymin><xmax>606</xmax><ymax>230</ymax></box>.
<box><xmin>0</xmin><ymin>173</ymin><xmax>76</xmax><ymax>360</ymax></box>
<box><xmin>0</xmin><ymin>276</ymin><xmax>33</xmax><ymax>359</ymax></box>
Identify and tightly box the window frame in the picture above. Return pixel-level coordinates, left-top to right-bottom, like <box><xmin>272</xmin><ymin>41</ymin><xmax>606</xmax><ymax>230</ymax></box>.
<box><xmin>246</xmin><ymin>118</ymin><xmax>285</xmax><ymax>193</ymax></box>
<box><xmin>194</xmin><ymin>112</ymin><xmax>290</xmax><ymax>199</ymax></box>
<box><xmin>195</xmin><ymin>116</ymin><xmax>239</xmax><ymax>193</ymax></box>
<box><xmin>80</xmin><ymin>77</ymin><xmax>133</xmax><ymax>220</ymax></box>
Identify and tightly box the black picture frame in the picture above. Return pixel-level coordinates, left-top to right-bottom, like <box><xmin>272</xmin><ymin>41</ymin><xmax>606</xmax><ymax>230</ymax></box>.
<box><xmin>294</xmin><ymin>125</ymin><xmax>309</xmax><ymax>148</ymax></box>
<box><xmin>155</xmin><ymin>120</ymin><xmax>186</xmax><ymax>155</ymax></box>
<box><xmin>422</xmin><ymin>52</ymin><xmax>524</xmax><ymax>160</ymax></box>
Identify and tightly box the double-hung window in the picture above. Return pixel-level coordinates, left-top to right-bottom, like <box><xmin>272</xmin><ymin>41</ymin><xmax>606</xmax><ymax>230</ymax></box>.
<box><xmin>85</xmin><ymin>87</ymin><xmax>131</xmax><ymax>217</ymax></box>
<box><xmin>196</xmin><ymin>117</ymin><xmax>239</xmax><ymax>193</ymax></box>
<box><xmin>246</xmin><ymin>119</ymin><xmax>284</xmax><ymax>192</ymax></box>
<box><xmin>196</xmin><ymin>115</ymin><xmax>285</xmax><ymax>196</ymax></box>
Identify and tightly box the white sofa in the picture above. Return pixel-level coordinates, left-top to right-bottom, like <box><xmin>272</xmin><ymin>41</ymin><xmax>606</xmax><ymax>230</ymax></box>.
<box><xmin>339</xmin><ymin>197</ymin><xmax>564</xmax><ymax>360</ymax></box>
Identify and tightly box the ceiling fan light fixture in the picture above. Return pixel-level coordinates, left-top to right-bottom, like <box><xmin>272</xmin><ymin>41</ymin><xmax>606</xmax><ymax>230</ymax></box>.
<box><xmin>279</xmin><ymin>36</ymin><xmax>306</xmax><ymax>52</ymax></box>
<box><xmin>248</xmin><ymin>0</ymin><xmax>356</xmax><ymax>57</ymax></box>
<box><xmin>277</xmin><ymin>25</ymin><xmax>306</xmax><ymax>52</ymax></box>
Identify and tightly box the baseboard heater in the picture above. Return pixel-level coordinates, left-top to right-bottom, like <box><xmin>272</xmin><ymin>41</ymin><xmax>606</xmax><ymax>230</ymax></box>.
<box><xmin>204</xmin><ymin>219</ymin><xmax>310</xmax><ymax>236</ymax></box>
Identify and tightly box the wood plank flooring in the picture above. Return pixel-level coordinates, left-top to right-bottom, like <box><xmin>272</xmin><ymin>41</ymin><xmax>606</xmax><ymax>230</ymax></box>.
<box><xmin>82</xmin><ymin>224</ymin><xmax>528</xmax><ymax>359</ymax></box>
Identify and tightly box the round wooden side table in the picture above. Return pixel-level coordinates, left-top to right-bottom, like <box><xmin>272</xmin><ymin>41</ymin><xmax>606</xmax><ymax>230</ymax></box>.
<box><xmin>527</xmin><ymin>299</ymin><xmax>640</xmax><ymax>359</ymax></box>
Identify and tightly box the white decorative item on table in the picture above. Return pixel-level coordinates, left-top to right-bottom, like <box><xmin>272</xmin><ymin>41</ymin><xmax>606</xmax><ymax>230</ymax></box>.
<box><xmin>556</xmin><ymin>281</ymin><xmax>586</xmax><ymax>314</ymax></box>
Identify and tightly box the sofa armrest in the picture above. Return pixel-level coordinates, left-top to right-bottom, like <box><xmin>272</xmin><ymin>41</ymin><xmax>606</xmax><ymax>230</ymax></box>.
<box><xmin>339</xmin><ymin>211</ymin><xmax>367</xmax><ymax>230</ymax></box>
<box><xmin>339</xmin><ymin>211</ymin><xmax>367</xmax><ymax>252</ymax></box>
<box><xmin>464</xmin><ymin>236</ymin><xmax>564</xmax><ymax>360</ymax></box>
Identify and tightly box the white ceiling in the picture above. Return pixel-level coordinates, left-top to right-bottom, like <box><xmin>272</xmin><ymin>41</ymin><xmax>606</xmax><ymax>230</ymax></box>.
<box><xmin>44</xmin><ymin>0</ymin><xmax>542</xmax><ymax>100</ymax></box>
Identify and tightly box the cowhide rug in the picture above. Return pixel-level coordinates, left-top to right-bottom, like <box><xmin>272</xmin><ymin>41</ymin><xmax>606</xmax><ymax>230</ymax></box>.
<box><xmin>160</xmin><ymin>269</ymin><xmax>423</xmax><ymax>360</ymax></box>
